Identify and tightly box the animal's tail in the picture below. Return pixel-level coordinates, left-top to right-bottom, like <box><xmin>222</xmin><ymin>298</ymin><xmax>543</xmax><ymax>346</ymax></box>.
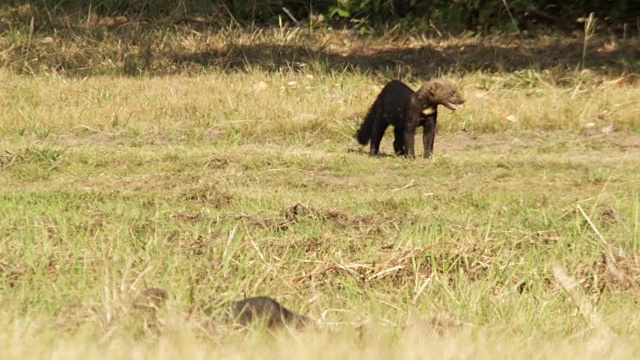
<box><xmin>355</xmin><ymin>100</ymin><xmax>380</xmax><ymax>145</ymax></box>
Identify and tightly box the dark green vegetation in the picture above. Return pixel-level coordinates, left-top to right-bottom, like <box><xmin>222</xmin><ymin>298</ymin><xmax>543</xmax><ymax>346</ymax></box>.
<box><xmin>1</xmin><ymin>0</ymin><xmax>638</xmax><ymax>34</ymax></box>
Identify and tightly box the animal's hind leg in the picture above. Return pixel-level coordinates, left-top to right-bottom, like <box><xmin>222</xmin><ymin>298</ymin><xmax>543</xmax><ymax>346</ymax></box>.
<box><xmin>369</xmin><ymin>121</ymin><xmax>389</xmax><ymax>156</ymax></box>
<box><xmin>422</xmin><ymin>114</ymin><xmax>437</xmax><ymax>158</ymax></box>
<box><xmin>393</xmin><ymin>127</ymin><xmax>405</xmax><ymax>155</ymax></box>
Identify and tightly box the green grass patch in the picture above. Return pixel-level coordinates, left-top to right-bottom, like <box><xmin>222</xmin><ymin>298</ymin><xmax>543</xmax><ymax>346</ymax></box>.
<box><xmin>1</xmin><ymin>22</ymin><xmax>640</xmax><ymax>359</ymax></box>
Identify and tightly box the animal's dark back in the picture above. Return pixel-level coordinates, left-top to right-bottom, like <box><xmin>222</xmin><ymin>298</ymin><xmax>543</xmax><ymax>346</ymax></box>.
<box><xmin>233</xmin><ymin>296</ymin><xmax>296</xmax><ymax>327</ymax></box>
<box><xmin>355</xmin><ymin>80</ymin><xmax>416</xmax><ymax>147</ymax></box>
<box><xmin>378</xmin><ymin>80</ymin><xmax>415</xmax><ymax>125</ymax></box>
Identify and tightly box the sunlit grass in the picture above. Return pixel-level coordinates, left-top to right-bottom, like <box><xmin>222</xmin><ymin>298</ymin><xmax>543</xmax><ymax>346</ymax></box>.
<box><xmin>1</xmin><ymin>17</ymin><xmax>640</xmax><ymax>359</ymax></box>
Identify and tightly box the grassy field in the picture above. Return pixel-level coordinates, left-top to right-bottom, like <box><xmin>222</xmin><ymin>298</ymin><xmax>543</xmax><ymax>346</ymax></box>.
<box><xmin>1</xmin><ymin>17</ymin><xmax>640</xmax><ymax>358</ymax></box>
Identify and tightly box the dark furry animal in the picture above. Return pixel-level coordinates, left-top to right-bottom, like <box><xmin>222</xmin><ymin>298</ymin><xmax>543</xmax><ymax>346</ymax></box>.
<box><xmin>355</xmin><ymin>79</ymin><xmax>464</xmax><ymax>158</ymax></box>
<box><xmin>228</xmin><ymin>296</ymin><xmax>313</xmax><ymax>329</ymax></box>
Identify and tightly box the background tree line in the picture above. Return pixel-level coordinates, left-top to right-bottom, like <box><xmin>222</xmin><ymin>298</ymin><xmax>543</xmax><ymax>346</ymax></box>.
<box><xmin>3</xmin><ymin>0</ymin><xmax>639</xmax><ymax>35</ymax></box>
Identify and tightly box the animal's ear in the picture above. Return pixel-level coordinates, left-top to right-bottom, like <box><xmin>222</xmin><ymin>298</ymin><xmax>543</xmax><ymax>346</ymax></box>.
<box><xmin>428</xmin><ymin>80</ymin><xmax>442</xmax><ymax>97</ymax></box>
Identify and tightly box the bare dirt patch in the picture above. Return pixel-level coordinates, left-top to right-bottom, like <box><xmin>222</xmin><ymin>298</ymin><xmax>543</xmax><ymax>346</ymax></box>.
<box><xmin>441</xmin><ymin>132</ymin><xmax>640</xmax><ymax>152</ymax></box>
<box><xmin>54</xmin><ymin>132</ymin><xmax>123</xmax><ymax>148</ymax></box>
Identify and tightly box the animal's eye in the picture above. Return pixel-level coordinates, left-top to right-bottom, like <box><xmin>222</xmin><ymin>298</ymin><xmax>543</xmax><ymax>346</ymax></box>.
<box><xmin>449</xmin><ymin>91</ymin><xmax>455</xmax><ymax>96</ymax></box>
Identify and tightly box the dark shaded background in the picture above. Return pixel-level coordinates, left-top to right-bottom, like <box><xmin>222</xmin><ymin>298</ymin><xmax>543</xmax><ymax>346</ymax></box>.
<box><xmin>0</xmin><ymin>1</ymin><xmax>638</xmax><ymax>77</ymax></box>
<box><xmin>4</xmin><ymin>0</ymin><xmax>639</xmax><ymax>34</ymax></box>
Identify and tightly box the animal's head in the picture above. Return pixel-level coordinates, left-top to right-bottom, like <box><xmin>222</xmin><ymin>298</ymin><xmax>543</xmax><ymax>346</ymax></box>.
<box><xmin>420</xmin><ymin>79</ymin><xmax>465</xmax><ymax>110</ymax></box>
